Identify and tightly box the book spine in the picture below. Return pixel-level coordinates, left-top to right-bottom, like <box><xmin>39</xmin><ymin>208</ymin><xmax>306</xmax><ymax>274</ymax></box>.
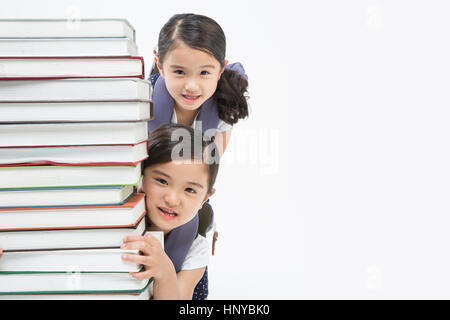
<box><xmin>0</xmin><ymin>140</ymin><xmax>148</xmax><ymax>149</ymax></box>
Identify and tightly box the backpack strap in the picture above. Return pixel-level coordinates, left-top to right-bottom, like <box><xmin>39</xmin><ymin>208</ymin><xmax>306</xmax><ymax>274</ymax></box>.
<box><xmin>164</xmin><ymin>214</ymin><xmax>199</xmax><ymax>273</ymax></box>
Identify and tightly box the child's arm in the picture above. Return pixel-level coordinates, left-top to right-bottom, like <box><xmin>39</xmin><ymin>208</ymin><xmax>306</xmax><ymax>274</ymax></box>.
<box><xmin>152</xmin><ymin>266</ymin><xmax>205</xmax><ymax>299</ymax></box>
<box><xmin>177</xmin><ymin>267</ymin><xmax>206</xmax><ymax>299</ymax></box>
<box><xmin>214</xmin><ymin>128</ymin><xmax>232</xmax><ymax>158</ymax></box>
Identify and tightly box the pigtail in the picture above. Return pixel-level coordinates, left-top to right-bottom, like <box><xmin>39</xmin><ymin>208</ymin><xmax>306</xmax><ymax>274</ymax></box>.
<box><xmin>214</xmin><ymin>68</ymin><xmax>249</xmax><ymax>125</ymax></box>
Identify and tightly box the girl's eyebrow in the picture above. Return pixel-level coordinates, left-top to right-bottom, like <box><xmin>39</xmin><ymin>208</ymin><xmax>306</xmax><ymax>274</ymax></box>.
<box><xmin>169</xmin><ymin>65</ymin><xmax>185</xmax><ymax>69</ymax></box>
<box><xmin>152</xmin><ymin>169</ymin><xmax>171</xmax><ymax>178</ymax></box>
<box><xmin>187</xmin><ymin>181</ymin><xmax>204</xmax><ymax>189</ymax></box>
<box><xmin>170</xmin><ymin>64</ymin><xmax>215</xmax><ymax>69</ymax></box>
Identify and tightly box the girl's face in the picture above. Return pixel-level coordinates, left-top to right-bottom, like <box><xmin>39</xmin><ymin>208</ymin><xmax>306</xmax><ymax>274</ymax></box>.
<box><xmin>158</xmin><ymin>41</ymin><xmax>226</xmax><ymax>113</ymax></box>
<box><xmin>142</xmin><ymin>160</ymin><xmax>213</xmax><ymax>234</ymax></box>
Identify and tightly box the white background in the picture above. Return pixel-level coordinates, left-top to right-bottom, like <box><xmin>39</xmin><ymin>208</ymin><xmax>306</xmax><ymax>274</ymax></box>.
<box><xmin>2</xmin><ymin>0</ymin><xmax>450</xmax><ymax>299</ymax></box>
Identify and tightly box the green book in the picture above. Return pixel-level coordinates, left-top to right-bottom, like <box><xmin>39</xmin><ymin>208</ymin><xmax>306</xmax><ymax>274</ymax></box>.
<box><xmin>0</xmin><ymin>271</ymin><xmax>152</xmax><ymax>297</ymax></box>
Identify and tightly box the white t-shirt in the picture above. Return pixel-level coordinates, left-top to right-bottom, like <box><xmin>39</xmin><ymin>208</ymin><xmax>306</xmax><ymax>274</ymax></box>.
<box><xmin>181</xmin><ymin>234</ymin><xmax>210</xmax><ymax>271</ymax></box>
<box><xmin>171</xmin><ymin>110</ymin><xmax>232</xmax><ymax>133</ymax></box>
<box><xmin>147</xmin><ymin>234</ymin><xmax>210</xmax><ymax>298</ymax></box>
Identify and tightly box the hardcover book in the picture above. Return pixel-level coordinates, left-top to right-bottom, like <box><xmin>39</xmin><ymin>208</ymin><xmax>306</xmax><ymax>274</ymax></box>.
<box><xmin>0</xmin><ymin>192</ymin><xmax>146</xmax><ymax>230</ymax></box>
<box><xmin>0</xmin><ymin>163</ymin><xmax>143</xmax><ymax>189</ymax></box>
<box><xmin>0</xmin><ymin>232</ymin><xmax>163</xmax><ymax>273</ymax></box>
<box><xmin>0</xmin><ymin>141</ymin><xmax>148</xmax><ymax>166</ymax></box>
<box><xmin>0</xmin><ymin>78</ymin><xmax>151</xmax><ymax>101</ymax></box>
<box><xmin>0</xmin><ymin>214</ymin><xmax>146</xmax><ymax>251</ymax></box>
<box><xmin>0</xmin><ymin>56</ymin><xmax>145</xmax><ymax>79</ymax></box>
<box><xmin>0</xmin><ymin>100</ymin><xmax>153</xmax><ymax>123</ymax></box>
<box><xmin>0</xmin><ymin>272</ymin><xmax>151</xmax><ymax>295</ymax></box>
<box><xmin>0</xmin><ymin>185</ymin><xmax>135</xmax><ymax>208</ymax></box>
<box><xmin>0</xmin><ymin>19</ymin><xmax>136</xmax><ymax>41</ymax></box>
<box><xmin>0</xmin><ymin>249</ymin><xmax>141</xmax><ymax>273</ymax></box>
<box><xmin>0</xmin><ymin>121</ymin><xmax>148</xmax><ymax>147</ymax></box>
<box><xmin>0</xmin><ymin>38</ymin><xmax>138</xmax><ymax>56</ymax></box>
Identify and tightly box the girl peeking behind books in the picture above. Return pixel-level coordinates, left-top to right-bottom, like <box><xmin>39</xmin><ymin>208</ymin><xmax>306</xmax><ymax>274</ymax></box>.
<box><xmin>148</xmin><ymin>13</ymin><xmax>249</xmax><ymax>300</ymax></box>
<box><xmin>121</xmin><ymin>123</ymin><xmax>219</xmax><ymax>299</ymax></box>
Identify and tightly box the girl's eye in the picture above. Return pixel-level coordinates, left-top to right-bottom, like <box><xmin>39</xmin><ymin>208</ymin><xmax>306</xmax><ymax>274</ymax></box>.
<box><xmin>155</xmin><ymin>178</ymin><xmax>168</xmax><ymax>185</ymax></box>
<box><xmin>200</xmin><ymin>70</ymin><xmax>210</xmax><ymax>76</ymax></box>
<box><xmin>174</xmin><ymin>70</ymin><xmax>184</xmax><ymax>75</ymax></box>
<box><xmin>185</xmin><ymin>187</ymin><xmax>196</xmax><ymax>194</ymax></box>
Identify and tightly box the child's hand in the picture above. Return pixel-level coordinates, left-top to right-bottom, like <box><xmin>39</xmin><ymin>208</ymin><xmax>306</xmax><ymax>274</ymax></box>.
<box><xmin>0</xmin><ymin>248</ymin><xmax>3</xmax><ymax>259</ymax></box>
<box><xmin>121</xmin><ymin>233</ymin><xmax>175</xmax><ymax>281</ymax></box>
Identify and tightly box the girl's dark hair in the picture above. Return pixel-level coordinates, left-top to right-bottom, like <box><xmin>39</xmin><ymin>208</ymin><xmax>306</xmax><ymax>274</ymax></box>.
<box><xmin>157</xmin><ymin>13</ymin><xmax>249</xmax><ymax>125</ymax></box>
<box><xmin>144</xmin><ymin>123</ymin><xmax>219</xmax><ymax>194</ymax></box>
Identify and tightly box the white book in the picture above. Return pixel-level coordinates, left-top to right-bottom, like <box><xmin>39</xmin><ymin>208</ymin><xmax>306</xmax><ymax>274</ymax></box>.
<box><xmin>0</xmin><ymin>214</ymin><xmax>146</xmax><ymax>251</ymax></box>
<box><xmin>0</xmin><ymin>289</ymin><xmax>150</xmax><ymax>300</ymax></box>
<box><xmin>0</xmin><ymin>272</ymin><xmax>150</xmax><ymax>295</ymax></box>
<box><xmin>0</xmin><ymin>79</ymin><xmax>151</xmax><ymax>101</ymax></box>
<box><xmin>0</xmin><ymin>249</ymin><xmax>141</xmax><ymax>273</ymax></box>
<box><xmin>0</xmin><ymin>100</ymin><xmax>152</xmax><ymax>123</ymax></box>
<box><xmin>0</xmin><ymin>121</ymin><xmax>148</xmax><ymax>147</ymax></box>
<box><xmin>0</xmin><ymin>193</ymin><xmax>146</xmax><ymax>230</ymax></box>
<box><xmin>0</xmin><ymin>232</ymin><xmax>163</xmax><ymax>273</ymax></box>
<box><xmin>0</xmin><ymin>19</ymin><xmax>135</xmax><ymax>41</ymax></box>
<box><xmin>0</xmin><ymin>185</ymin><xmax>135</xmax><ymax>208</ymax></box>
<box><xmin>0</xmin><ymin>163</ymin><xmax>142</xmax><ymax>189</ymax></box>
<box><xmin>0</xmin><ymin>56</ymin><xmax>144</xmax><ymax>79</ymax></box>
<box><xmin>0</xmin><ymin>141</ymin><xmax>148</xmax><ymax>166</ymax></box>
<box><xmin>0</xmin><ymin>38</ymin><xmax>138</xmax><ymax>56</ymax></box>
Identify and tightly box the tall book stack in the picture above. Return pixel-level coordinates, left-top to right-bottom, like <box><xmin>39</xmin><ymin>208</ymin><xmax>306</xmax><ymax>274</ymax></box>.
<box><xmin>0</xmin><ymin>19</ymin><xmax>156</xmax><ymax>299</ymax></box>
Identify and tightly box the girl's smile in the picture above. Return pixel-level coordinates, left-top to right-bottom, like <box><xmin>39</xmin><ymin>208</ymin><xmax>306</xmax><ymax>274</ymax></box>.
<box><xmin>157</xmin><ymin>205</ymin><xmax>178</xmax><ymax>220</ymax></box>
<box><xmin>181</xmin><ymin>94</ymin><xmax>201</xmax><ymax>104</ymax></box>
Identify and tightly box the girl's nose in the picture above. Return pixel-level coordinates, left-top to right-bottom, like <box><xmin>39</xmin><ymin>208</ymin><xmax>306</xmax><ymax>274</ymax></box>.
<box><xmin>163</xmin><ymin>190</ymin><xmax>180</xmax><ymax>207</ymax></box>
<box><xmin>184</xmin><ymin>77</ymin><xmax>199</xmax><ymax>92</ymax></box>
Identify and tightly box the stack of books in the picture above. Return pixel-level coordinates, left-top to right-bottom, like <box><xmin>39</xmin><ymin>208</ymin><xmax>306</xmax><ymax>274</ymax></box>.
<box><xmin>0</xmin><ymin>19</ymin><xmax>156</xmax><ymax>300</ymax></box>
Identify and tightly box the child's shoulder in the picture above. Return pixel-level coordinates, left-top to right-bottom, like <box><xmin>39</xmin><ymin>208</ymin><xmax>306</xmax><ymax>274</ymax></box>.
<box><xmin>149</xmin><ymin>72</ymin><xmax>160</xmax><ymax>88</ymax></box>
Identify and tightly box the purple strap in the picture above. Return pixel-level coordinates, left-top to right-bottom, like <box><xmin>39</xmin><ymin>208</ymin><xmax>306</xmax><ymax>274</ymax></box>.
<box><xmin>164</xmin><ymin>215</ymin><xmax>199</xmax><ymax>272</ymax></box>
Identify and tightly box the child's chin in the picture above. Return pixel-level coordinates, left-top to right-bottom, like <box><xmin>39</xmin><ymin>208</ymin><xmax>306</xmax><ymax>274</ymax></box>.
<box><xmin>150</xmin><ymin>221</ymin><xmax>172</xmax><ymax>234</ymax></box>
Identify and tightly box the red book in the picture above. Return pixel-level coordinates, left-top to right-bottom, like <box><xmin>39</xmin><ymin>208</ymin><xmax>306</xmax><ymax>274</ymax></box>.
<box><xmin>0</xmin><ymin>140</ymin><xmax>149</xmax><ymax>167</ymax></box>
<box><xmin>0</xmin><ymin>193</ymin><xmax>146</xmax><ymax>231</ymax></box>
<box><xmin>0</xmin><ymin>56</ymin><xmax>145</xmax><ymax>79</ymax></box>
<box><xmin>0</xmin><ymin>214</ymin><xmax>147</xmax><ymax>253</ymax></box>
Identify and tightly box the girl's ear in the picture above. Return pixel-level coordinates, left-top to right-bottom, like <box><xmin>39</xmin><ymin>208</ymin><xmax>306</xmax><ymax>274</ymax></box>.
<box><xmin>154</xmin><ymin>55</ymin><xmax>165</xmax><ymax>78</ymax></box>
<box><xmin>202</xmin><ymin>188</ymin><xmax>216</xmax><ymax>205</ymax></box>
<box><xmin>137</xmin><ymin>179</ymin><xmax>144</xmax><ymax>193</ymax></box>
<box><xmin>220</xmin><ymin>60</ymin><xmax>228</xmax><ymax>76</ymax></box>
<box><xmin>218</xmin><ymin>60</ymin><xmax>228</xmax><ymax>81</ymax></box>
